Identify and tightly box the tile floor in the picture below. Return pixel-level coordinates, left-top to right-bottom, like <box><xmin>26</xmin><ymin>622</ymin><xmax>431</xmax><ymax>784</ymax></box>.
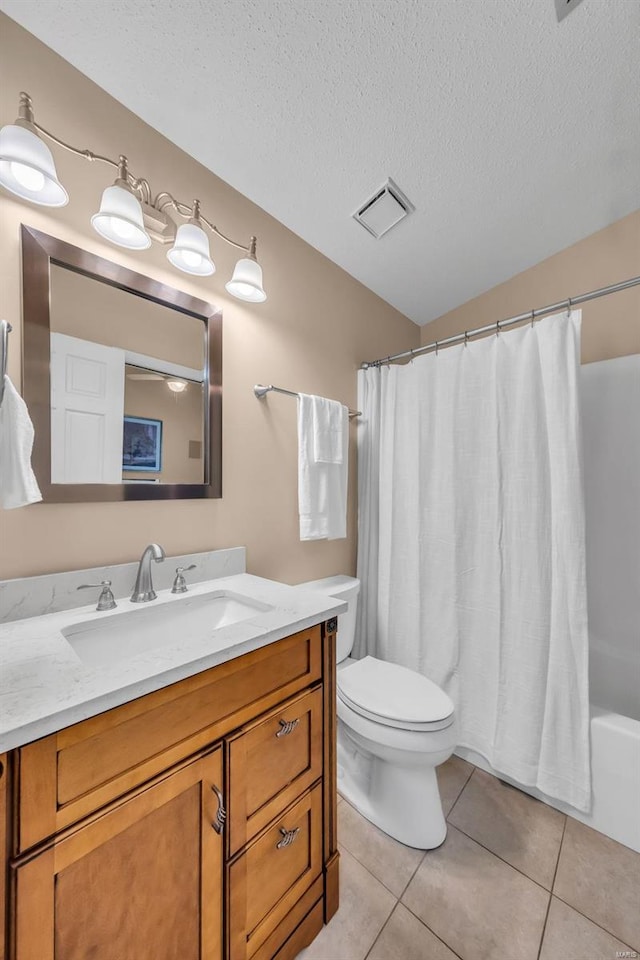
<box><xmin>298</xmin><ymin>757</ymin><xmax>640</xmax><ymax>960</ymax></box>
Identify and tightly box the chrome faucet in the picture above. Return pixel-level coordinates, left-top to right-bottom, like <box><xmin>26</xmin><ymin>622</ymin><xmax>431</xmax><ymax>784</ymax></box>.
<box><xmin>131</xmin><ymin>543</ymin><xmax>166</xmax><ymax>603</ymax></box>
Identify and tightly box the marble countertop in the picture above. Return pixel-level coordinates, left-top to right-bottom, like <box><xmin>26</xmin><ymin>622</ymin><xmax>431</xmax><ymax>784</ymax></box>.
<box><xmin>0</xmin><ymin>573</ymin><xmax>346</xmax><ymax>752</ymax></box>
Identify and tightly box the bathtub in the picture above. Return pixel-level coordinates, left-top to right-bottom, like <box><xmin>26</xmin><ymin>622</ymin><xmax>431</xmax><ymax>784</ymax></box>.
<box><xmin>459</xmin><ymin>355</ymin><xmax>640</xmax><ymax>853</ymax></box>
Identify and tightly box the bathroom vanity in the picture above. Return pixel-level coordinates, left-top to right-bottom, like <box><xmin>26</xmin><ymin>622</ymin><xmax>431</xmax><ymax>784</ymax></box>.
<box><xmin>0</xmin><ymin>563</ymin><xmax>344</xmax><ymax>960</ymax></box>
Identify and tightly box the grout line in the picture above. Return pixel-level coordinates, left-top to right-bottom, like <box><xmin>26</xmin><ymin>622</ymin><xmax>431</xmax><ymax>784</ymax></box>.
<box><xmin>363</xmin><ymin>901</ymin><xmax>400</xmax><ymax>960</ymax></box>
<box><xmin>445</xmin><ymin>822</ymin><xmax>555</xmax><ymax>895</ymax></box>
<box><xmin>551</xmin><ymin>892</ymin><xmax>638</xmax><ymax>954</ymax></box>
<box><xmin>337</xmin><ymin>802</ymin><xmax>429</xmax><ymax>901</ymax></box>
<box><xmin>549</xmin><ymin>814</ymin><xmax>568</xmax><ymax>893</ymax></box>
<box><xmin>535</xmin><ymin>815</ymin><xmax>567</xmax><ymax>960</ymax></box>
<box><xmin>338</xmin><ymin>840</ymin><xmax>407</xmax><ymax>908</ymax></box>
<box><xmin>336</xmin><ymin>839</ymin><xmax>414</xmax><ymax>901</ymax></box>
<box><xmin>399</xmin><ymin>900</ymin><xmax>465</xmax><ymax>960</ymax></box>
<box><xmin>397</xmin><ymin>849</ymin><xmax>427</xmax><ymax>901</ymax></box>
<box><xmin>444</xmin><ymin>763</ymin><xmax>476</xmax><ymax>821</ymax></box>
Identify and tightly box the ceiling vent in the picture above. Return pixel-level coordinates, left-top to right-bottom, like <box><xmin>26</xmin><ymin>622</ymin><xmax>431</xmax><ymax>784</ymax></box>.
<box><xmin>555</xmin><ymin>0</ymin><xmax>585</xmax><ymax>22</ymax></box>
<box><xmin>353</xmin><ymin>178</ymin><xmax>414</xmax><ymax>239</ymax></box>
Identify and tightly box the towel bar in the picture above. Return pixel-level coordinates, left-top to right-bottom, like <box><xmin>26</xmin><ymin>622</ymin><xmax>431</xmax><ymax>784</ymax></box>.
<box><xmin>0</xmin><ymin>320</ymin><xmax>12</xmax><ymax>409</ymax></box>
<box><xmin>254</xmin><ymin>384</ymin><xmax>360</xmax><ymax>419</ymax></box>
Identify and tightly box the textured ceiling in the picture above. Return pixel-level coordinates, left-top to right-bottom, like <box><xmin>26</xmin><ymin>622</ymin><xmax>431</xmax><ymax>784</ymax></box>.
<box><xmin>1</xmin><ymin>0</ymin><xmax>639</xmax><ymax>325</ymax></box>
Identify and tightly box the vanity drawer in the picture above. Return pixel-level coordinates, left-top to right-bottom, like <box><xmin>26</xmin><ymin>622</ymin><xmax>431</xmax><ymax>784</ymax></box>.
<box><xmin>228</xmin><ymin>784</ymin><xmax>323</xmax><ymax>960</ymax></box>
<box><xmin>16</xmin><ymin>626</ymin><xmax>322</xmax><ymax>853</ymax></box>
<box><xmin>227</xmin><ymin>686</ymin><xmax>323</xmax><ymax>856</ymax></box>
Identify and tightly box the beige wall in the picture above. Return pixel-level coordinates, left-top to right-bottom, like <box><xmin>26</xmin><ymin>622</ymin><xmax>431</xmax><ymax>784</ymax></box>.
<box><xmin>420</xmin><ymin>211</ymin><xmax>640</xmax><ymax>360</ymax></box>
<box><xmin>0</xmin><ymin>14</ymin><xmax>419</xmax><ymax>581</ymax></box>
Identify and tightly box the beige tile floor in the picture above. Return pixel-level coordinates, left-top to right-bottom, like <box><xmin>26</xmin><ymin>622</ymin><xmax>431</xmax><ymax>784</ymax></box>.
<box><xmin>298</xmin><ymin>757</ymin><xmax>640</xmax><ymax>960</ymax></box>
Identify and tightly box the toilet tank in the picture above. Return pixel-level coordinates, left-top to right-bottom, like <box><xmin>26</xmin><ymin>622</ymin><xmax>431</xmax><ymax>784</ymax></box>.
<box><xmin>297</xmin><ymin>575</ymin><xmax>360</xmax><ymax>663</ymax></box>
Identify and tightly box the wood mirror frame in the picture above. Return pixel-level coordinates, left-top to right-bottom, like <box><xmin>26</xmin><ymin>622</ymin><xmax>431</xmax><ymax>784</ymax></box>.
<box><xmin>21</xmin><ymin>225</ymin><xmax>222</xmax><ymax>502</ymax></box>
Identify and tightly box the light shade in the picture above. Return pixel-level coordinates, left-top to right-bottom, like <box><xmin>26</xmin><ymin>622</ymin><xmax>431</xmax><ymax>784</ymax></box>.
<box><xmin>91</xmin><ymin>183</ymin><xmax>151</xmax><ymax>250</ymax></box>
<box><xmin>167</xmin><ymin>222</ymin><xmax>215</xmax><ymax>276</ymax></box>
<box><xmin>166</xmin><ymin>380</ymin><xmax>188</xmax><ymax>393</ymax></box>
<box><xmin>0</xmin><ymin>123</ymin><xmax>68</xmax><ymax>206</ymax></box>
<box><xmin>225</xmin><ymin>256</ymin><xmax>267</xmax><ymax>303</ymax></box>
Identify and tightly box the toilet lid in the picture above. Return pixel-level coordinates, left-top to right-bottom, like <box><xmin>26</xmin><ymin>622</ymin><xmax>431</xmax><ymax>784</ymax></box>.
<box><xmin>337</xmin><ymin>656</ymin><xmax>454</xmax><ymax>730</ymax></box>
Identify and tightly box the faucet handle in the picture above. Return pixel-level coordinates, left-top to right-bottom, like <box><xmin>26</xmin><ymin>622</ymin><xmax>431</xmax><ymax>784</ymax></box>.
<box><xmin>171</xmin><ymin>564</ymin><xmax>196</xmax><ymax>594</ymax></box>
<box><xmin>77</xmin><ymin>580</ymin><xmax>117</xmax><ymax>611</ymax></box>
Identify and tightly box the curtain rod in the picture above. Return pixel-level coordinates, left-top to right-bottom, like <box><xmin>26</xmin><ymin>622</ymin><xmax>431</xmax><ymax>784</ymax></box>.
<box><xmin>254</xmin><ymin>383</ymin><xmax>361</xmax><ymax>418</ymax></box>
<box><xmin>361</xmin><ymin>275</ymin><xmax>640</xmax><ymax>369</ymax></box>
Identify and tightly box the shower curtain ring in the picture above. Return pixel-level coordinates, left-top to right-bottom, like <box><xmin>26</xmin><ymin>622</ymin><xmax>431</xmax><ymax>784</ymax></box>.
<box><xmin>566</xmin><ymin>297</ymin><xmax>572</xmax><ymax>318</ymax></box>
<box><xmin>495</xmin><ymin>321</ymin><xmax>500</xmax><ymax>337</ymax></box>
<box><xmin>435</xmin><ymin>341</ymin><xmax>439</xmax><ymax>356</ymax></box>
<box><xmin>464</xmin><ymin>331</ymin><xmax>469</xmax><ymax>348</ymax></box>
<box><xmin>530</xmin><ymin>309</ymin><xmax>535</xmax><ymax>328</ymax></box>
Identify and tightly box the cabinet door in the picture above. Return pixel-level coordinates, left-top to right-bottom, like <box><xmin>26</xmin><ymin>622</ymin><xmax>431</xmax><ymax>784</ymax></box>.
<box><xmin>13</xmin><ymin>749</ymin><xmax>224</xmax><ymax>960</ymax></box>
<box><xmin>228</xmin><ymin>784</ymin><xmax>323</xmax><ymax>960</ymax></box>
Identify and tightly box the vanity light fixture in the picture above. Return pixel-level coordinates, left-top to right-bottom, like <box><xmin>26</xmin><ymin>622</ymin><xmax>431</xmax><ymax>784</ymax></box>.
<box><xmin>0</xmin><ymin>92</ymin><xmax>267</xmax><ymax>301</ymax></box>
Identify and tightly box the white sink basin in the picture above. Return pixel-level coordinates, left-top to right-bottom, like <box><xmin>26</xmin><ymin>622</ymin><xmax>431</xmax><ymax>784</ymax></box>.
<box><xmin>62</xmin><ymin>590</ymin><xmax>273</xmax><ymax>668</ymax></box>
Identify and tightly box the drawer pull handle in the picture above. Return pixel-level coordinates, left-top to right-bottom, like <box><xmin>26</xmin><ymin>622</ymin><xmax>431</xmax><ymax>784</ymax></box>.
<box><xmin>276</xmin><ymin>826</ymin><xmax>300</xmax><ymax>849</ymax></box>
<box><xmin>276</xmin><ymin>717</ymin><xmax>300</xmax><ymax>738</ymax></box>
<box><xmin>211</xmin><ymin>784</ymin><xmax>226</xmax><ymax>834</ymax></box>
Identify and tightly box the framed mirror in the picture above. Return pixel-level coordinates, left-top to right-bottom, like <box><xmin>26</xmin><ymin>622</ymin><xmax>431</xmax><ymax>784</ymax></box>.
<box><xmin>21</xmin><ymin>225</ymin><xmax>222</xmax><ymax>502</ymax></box>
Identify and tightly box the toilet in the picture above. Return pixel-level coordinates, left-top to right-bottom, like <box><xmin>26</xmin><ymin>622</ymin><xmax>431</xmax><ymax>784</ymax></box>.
<box><xmin>299</xmin><ymin>575</ymin><xmax>456</xmax><ymax>849</ymax></box>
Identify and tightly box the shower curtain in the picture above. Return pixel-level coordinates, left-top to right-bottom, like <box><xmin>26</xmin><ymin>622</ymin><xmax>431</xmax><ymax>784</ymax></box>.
<box><xmin>356</xmin><ymin>311</ymin><xmax>591</xmax><ymax>811</ymax></box>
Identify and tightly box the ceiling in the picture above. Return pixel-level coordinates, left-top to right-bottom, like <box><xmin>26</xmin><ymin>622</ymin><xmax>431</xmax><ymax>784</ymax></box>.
<box><xmin>1</xmin><ymin>0</ymin><xmax>639</xmax><ymax>326</ymax></box>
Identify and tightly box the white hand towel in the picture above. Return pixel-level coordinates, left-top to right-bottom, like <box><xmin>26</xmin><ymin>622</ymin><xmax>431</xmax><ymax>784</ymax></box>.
<box><xmin>312</xmin><ymin>396</ymin><xmax>347</xmax><ymax>464</ymax></box>
<box><xmin>298</xmin><ymin>393</ymin><xmax>348</xmax><ymax>541</ymax></box>
<box><xmin>0</xmin><ymin>376</ymin><xmax>42</xmax><ymax>509</ymax></box>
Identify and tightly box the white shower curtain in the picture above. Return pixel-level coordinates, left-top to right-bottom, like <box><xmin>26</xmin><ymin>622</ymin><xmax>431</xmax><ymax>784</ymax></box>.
<box><xmin>356</xmin><ymin>311</ymin><xmax>591</xmax><ymax>811</ymax></box>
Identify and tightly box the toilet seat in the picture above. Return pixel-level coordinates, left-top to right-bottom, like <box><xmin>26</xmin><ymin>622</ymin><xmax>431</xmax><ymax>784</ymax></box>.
<box><xmin>337</xmin><ymin>656</ymin><xmax>455</xmax><ymax>732</ymax></box>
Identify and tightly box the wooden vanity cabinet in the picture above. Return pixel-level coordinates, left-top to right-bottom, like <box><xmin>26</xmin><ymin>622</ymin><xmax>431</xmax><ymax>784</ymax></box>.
<box><xmin>1</xmin><ymin>620</ymin><xmax>339</xmax><ymax>960</ymax></box>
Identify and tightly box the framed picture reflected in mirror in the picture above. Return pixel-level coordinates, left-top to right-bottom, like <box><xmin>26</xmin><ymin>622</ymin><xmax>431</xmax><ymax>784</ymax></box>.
<box><xmin>123</xmin><ymin>416</ymin><xmax>162</xmax><ymax>473</ymax></box>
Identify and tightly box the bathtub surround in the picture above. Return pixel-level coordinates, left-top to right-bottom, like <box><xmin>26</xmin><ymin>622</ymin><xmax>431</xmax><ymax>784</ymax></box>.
<box><xmin>581</xmin><ymin>354</ymin><xmax>640</xmax><ymax>722</ymax></box>
<box><xmin>356</xmin><ymin>312</ymin><xmax>591</xmax><ymax>811</ymax></box>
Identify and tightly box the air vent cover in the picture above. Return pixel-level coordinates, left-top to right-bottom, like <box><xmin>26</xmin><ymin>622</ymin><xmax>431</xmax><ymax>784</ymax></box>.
<box><xmin>353</xmin><ymin>179</ymin><xmax>414</xmax><ymax>239</ymax></box>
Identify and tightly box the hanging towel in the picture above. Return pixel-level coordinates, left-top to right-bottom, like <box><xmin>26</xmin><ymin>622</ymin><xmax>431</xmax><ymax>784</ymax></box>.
<box><xmin>0</xmin><ymin>376</ymin><xmax>42</xmax><ymax>509</ymax></box>
<box><xmin>298</xmin><ymin>393</ymin><xmax>348</xmax><ymax>540</ymax></box>
<box><xmin>312</xmin><ymin>396</ymin><xmax>346</xmax><ymax>464</ymax></box>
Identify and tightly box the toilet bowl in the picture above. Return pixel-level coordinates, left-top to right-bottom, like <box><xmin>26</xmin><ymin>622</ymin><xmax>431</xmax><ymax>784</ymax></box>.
<box><xmin>298</xmin><ymin>576</ymin><xmax>456</xmax><ymax>849</ymax></box>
